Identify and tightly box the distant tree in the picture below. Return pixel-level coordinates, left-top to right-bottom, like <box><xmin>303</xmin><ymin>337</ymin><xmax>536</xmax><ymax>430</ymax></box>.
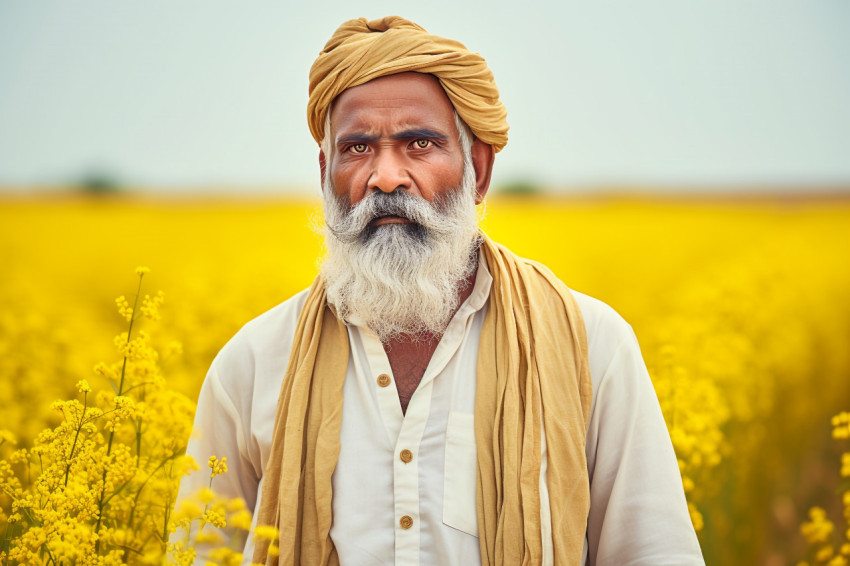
<box><xmin>496</xmin><ymin>179</ymin><xmax>541</xmax><ymax>196</ymax></box>
<box><xmin>77</xmin><ymin>169</ymin><xmax>121</xmax><ymax>195</ymax></box>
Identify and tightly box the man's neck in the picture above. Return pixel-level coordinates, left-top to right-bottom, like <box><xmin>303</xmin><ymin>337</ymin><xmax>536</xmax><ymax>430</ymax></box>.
<box><xmin>383</xmin><ymin>265</ymin><xmax>478</xmax><ymax>415</ymax></box>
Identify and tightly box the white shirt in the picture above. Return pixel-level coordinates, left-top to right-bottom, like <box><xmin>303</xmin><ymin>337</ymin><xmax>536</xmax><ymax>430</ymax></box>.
<box><xmin>177</xmin><ymin>254</ymin><xmax>704</xmax><ymax>565</ymax></box>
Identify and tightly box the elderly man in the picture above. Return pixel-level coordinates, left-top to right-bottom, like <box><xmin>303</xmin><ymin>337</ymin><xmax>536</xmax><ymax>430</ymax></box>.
<box><xmin>177</xmin><ymin>16</ymin><xmax>704</xmax><ymax>566</ymax></box>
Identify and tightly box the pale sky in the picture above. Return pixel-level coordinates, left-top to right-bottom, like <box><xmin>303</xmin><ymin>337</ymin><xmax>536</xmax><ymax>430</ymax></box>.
<box><xmin>0</xmin><ymin>0</ymin><xmax>848</xmax><ymax>194</ymax></box>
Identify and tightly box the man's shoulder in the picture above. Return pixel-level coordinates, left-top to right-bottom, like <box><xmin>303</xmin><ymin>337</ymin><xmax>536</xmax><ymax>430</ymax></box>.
<box><xmin>209</xmin><ymin>287</ymin><xmax>311</xmax><ymax>382</ymax></box>
<box><xmin>571</xmin><ymin>290</ymin><xmax>633</xmax><ymax>341</ymax></box>
<box><xmin>483</xmin><ymin>242</ymin><xmax>637</xmax><ymax>355</ymax></box>
<box><xmin>569</xmin><ymin>289</ymin><xmax>641</xmax><ymax>371</ymax></box>
<box><xmin>235</xmin><ymin>287</ymin><xmax>311</xmax><ymax>343</ymax></box>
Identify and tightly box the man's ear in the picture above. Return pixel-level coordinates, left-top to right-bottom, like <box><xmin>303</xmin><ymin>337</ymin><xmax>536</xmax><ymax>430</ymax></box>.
<box><xmin>319</xmin><ymin>149</ymin><xmax>327</xmax><ymax>188</ymax></box>
<box><xmin>471</xmin><ymin>139</ymin><xmax>495</xmax><ymax>204</ymax></box>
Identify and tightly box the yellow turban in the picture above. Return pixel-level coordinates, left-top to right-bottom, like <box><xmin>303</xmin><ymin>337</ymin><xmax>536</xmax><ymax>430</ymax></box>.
<box><xmin>307</xmin><ymin>16</ymin><xmax>509</xmax><ymax>152</ymax></box>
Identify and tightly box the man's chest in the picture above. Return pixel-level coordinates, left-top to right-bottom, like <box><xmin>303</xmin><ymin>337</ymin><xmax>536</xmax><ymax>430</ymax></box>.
<box><xmin>328</xmin><ymin>326</ymin><xmax>482</xmax><ymax>565</ymax></box>
<box><xmin>383</xmin><ymin>334</ymin><xmax>441</xmax><ymax>414</ymax></box>
<box><xmin>250</xmin><ymin>300</ymin><xmax>492</xmax><ymax>563</ymax></box>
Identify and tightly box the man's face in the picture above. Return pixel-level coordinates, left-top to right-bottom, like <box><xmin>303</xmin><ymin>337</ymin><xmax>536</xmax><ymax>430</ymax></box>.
<box><xmin>326</xmin><ymin>72</ymin><xmax>467</xmax><ymax>223</ymax></box>
<box><xmin>319</xmin><ymin>74</ymin><xmax>485</xmax><ymax>341</ymax></box>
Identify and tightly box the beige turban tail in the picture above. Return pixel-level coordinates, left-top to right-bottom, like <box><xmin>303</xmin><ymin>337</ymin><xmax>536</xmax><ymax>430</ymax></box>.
<box><xmin>307</xmin><ymin>16</ymin><xmax>509</xmax><ymax>152</ymax></box>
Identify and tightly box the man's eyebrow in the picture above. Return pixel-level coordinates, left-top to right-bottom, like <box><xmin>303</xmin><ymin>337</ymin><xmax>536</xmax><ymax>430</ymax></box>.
<box><xmin>335</xmin><ymin>129</ymin><xmax>450</xmax><ymax>146</ymax></box>
<box><xmin>391</xmin><ymin>128</ymin><xmax>449</xmax><ymax>141</ymax></box>
<box><xmin>335</xmin><ymin>133</ymin><xmax>380</xmax><ymax>146</ymax></box>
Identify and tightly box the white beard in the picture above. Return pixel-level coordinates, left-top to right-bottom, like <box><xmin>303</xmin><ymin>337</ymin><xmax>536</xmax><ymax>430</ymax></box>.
<box><xmin>320</xmin><ymin>160</ymin><xmax>481</xmax><ymax>343</ymax></box>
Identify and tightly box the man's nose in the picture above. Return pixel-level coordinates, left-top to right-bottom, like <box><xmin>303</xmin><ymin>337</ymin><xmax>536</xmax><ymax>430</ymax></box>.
<box><xmin>367</xmin><ymin>151</ymin><xmax>411</xmax><ymax>194</ymax></box>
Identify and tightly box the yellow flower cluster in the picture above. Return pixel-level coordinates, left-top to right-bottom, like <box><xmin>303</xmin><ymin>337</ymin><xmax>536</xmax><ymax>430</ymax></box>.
<box><xmin>797</xmin><ymin>411</ymin><xmax>850</xmax><ymax>565</ymax></box>
<box><xmin>141</xmin><ymin>290</ymin><xmax>165</xmax><ymax>321</ymax></box>
<box><xmin>0</xmin><ymin>270</ymin><xmax>248</xmax><ymax>564</ymax></box>
<box><xmin>209</xmin><ymin>455</ymin><xmax>228</xmax><ymax>479</ymax></box>
<box><xmin>169</xmin><ymin>479</ymin><xmax>253</xmax><ymax>565</ymax></box>
<box><xmin>802</xmin><ymin>507</ymin><xmax>835</xmax><ymax>544</ymax></box>
<box><xmin>252</xmin><ymin>525</ymin><xmax>281</xmax><ymax>560</ymax></box>
<box><xmin>115</xmin><ymin>295</ymin><xmax>134</xmax><ymax>322</ymax></box>
<box><xmin>835</xmin><ymin>413</ymin><xmax>850</xmax><ymax>440</ymax></box>
<box><xmin>1</xmin><ymin>196</ymin><xmax>849</xmax><ymax>564</ymax></box>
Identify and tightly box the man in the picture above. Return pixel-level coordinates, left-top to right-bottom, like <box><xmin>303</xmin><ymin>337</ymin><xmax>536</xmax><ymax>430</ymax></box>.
<box><xmin>177</xmin><ymin>16</ymin><xmax>704</xmax><ymax>566</ymax></box>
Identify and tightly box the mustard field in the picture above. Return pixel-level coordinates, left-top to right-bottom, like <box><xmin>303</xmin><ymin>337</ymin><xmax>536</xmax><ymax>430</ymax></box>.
<box><xmin>1</xmin><ymin>196</ymin><xmax>849</xmax><ymax>565</ymax></box>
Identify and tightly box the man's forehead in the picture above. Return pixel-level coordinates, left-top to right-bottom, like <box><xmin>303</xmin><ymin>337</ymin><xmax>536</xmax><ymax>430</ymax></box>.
<box><xmin>332</xmin><ymin>115</ymin><xmax>454</xmax><ymax>139</ymax></box>
<box><xmin>329</xmin><ymin>73</ymin><xmax>458</xmax><ymax>140</ymax></box>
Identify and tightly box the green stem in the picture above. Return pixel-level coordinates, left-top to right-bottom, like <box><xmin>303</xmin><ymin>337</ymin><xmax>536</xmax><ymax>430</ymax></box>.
<box><xmin>120</xmin><ymin>381</ymin><xmax>156</xmax><ymax>395</ymax></box>
<box><xmin>163</xmin><ymin>488</ymin><xmax>173</xmax><ymax>547</ymax></box>
<box><xmin>126</xmin><ymin>454</ymin><xmax>175</xmax><ymax>531</ymax></box>
<box><xmin>19</xmin><ymin>507</ymin><xmax>40</xmax><ymax>529</ymax></box>
<box><xmin>115</xmin><ymin>273</ymin><xmax>144</xmax><ymax>398</ymax></box>
<box><xmin>83</xmin><ymin>407</ymin><xmax>120</xmax><ymax>425</ymax></box>
<box><xmin>99</xmin><ymin>473</ymin><xmax>137</xmax><ymax>509</ymax></box>
<box><xmin>25</xmin><ymin>452</ymin><xmax>31</xmax><ymax>489</ymax></box>
<box><xmin>39</xmin><ymin>535</ymin><xmax>57</xmax><ymax>566</ymax></box>
<box><xmin>63</xmin><ymin>391</ymin><xmax>87</xmax><ymax>488</ymax></box>
<box><xmin>138</xmin><ymin>531</ymin><xmax>157</xmax><ymax>552</ymax></box>
<box><xmin>94</xmin><ymin>272</ymin><xmax>145</xmax><ymax>552</ymax></box>
<box><xmin>2</xmin><ymin>521</ymin><xmax>12</xmax><ymax>553</ymax></box>
<box><xmin>193</xmin><ymin>476</ymin><xmax>215</xmax><ymax>539</ymax></box>
<box><xmin>135</xmin><ymin>420</ymin><xmax>142</xmax><ymax>468</ymax></box>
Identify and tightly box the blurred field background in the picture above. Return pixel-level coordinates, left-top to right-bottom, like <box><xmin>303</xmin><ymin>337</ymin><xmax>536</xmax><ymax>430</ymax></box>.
<box><xmin>1</xmin><ymin>194</ymin><xmax>849</xmax><ymax>564</ymax></box>
<box><xmin>2</xmin><ymin>1</ymin><xmax>850</xmax><ymax>564</ymax></box>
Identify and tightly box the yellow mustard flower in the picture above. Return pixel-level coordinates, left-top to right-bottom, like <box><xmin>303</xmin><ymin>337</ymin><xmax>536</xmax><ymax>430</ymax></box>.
<box><xmin>253</xmin><ymin>524</ymin><xmax>280</xmax><ymax>542</ymax></box>
<box><xmin>801</xmin><ymin>507</ymin><xmax>834</xmax><ymax>544</ymax></box>
<box><xmin>208</xmin><ymin>455</ymin><xmax>228</xmax><ymax>478</ymax></box>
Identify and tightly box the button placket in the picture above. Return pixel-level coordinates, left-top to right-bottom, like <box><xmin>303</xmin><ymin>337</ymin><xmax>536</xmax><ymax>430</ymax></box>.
<box><xmin>356</xmin><ymin>326</ymin><xmax>403</xmax><ymax>438</ymax></box>
<box><xmin>392</xmin><ymin>380</ymin><xmax>433</xmax><ymax>565</ymax></box>
<box><xmin>327</xmin><ymin>253</ymin><xmax>494</xmax><ymax>565</ymax></box>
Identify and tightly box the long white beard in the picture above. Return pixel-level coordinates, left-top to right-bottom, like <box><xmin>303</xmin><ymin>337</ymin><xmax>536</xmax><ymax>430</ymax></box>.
<box><xmin>320</xmin><ymin>164</ymin><xmax>481</xmax><ymax>343</ymax></box>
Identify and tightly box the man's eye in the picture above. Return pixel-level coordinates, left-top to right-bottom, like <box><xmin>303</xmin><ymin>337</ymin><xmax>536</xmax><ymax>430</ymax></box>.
<box><xmin>350</xmin><ymin>143</ymin><xmax>367</xmax><ymax>153</ymax></box>
<box><xmin>414</xmin><ymin>139</ymin><xmax>430</xmax><ymax>149</ymax></box>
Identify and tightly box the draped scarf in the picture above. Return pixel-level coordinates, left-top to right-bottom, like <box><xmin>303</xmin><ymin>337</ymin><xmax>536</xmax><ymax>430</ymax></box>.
<box><xmin>253</xmin><ymin>235</ymin><xmax>592</xmax><ymax>565</ymax></box>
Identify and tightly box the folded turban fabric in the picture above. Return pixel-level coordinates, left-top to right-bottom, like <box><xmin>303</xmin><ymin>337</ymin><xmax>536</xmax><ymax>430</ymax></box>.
<box><xmin>307</xmin><ymin>16</ymin><xmax>509</xmax><ymax>152</ymax></box>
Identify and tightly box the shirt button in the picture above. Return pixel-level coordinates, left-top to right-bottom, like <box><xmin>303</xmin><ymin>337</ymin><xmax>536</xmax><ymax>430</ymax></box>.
<box><xmin>400</xmin><ymin>449</ymin><xmax>413</xmax><ymax>463</ymax></box>
<box><xmin>400</xmin><ymin>515</ymin><xmax>414</xmax><ymax>529</ymax></box>
<box><xmin>377</xmin><ymin>373</ymin><xmax>391</xmax><ymax>387</ymax></box>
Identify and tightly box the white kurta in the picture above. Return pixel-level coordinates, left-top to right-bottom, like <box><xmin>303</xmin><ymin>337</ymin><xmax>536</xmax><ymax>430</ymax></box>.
<box><xmin>176</xmin><ymin>254</ymin><xmax>705</xmax><ymax>565</ymax></box>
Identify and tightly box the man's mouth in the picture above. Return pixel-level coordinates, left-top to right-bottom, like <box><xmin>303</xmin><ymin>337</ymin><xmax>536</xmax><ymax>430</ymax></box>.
<box><xmin>370</xmin><ymin>215</ymin><xmax>412</xmax><ymax>227</ymax></box>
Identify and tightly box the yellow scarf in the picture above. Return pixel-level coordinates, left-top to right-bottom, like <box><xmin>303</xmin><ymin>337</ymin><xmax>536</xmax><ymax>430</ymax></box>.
<box><xmin>253</xmin><ymin>236</ymin><xmax>592</xmax><ymax>565</ymax></box>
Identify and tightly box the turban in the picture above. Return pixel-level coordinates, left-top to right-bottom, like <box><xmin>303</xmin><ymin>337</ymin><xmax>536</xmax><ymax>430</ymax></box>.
<box><xmin>307</xmin><ymin>16</ymin><xmax>509</xmax><ymax>152</ymax></box>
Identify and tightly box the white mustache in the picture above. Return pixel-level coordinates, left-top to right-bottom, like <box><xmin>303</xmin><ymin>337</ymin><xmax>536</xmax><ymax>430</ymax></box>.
<box><xmin>326</xmin><ymin>190</ymin><xmax>465</xmax><ymax>244</ymax></box>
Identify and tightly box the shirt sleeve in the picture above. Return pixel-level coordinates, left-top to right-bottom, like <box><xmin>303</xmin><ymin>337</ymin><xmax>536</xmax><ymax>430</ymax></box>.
<box><xmin>183</xmin><ymin>363</ymin><xmax>260</xmax><ymax>507</ymax></box>
<box><xmin>170</xmin><ymin>360</ymin><xmax>259</xmax><ymax>561</ymax></box>
<box><xmin>585</xmin><ymin>322</ymin><xmax>705</xmax><ymax>566</ymax></box>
